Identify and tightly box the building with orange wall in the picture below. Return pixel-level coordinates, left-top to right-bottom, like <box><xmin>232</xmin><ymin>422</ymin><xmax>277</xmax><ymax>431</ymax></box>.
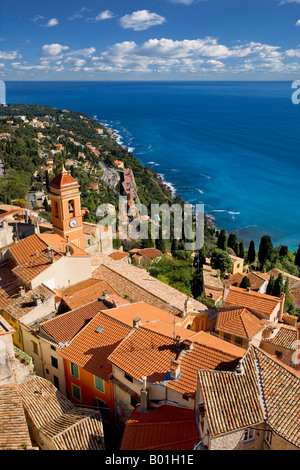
<box><xmin>59</xmin><ymin>311</ymin><xmax>132</xmax><ymax>421</ymax></box>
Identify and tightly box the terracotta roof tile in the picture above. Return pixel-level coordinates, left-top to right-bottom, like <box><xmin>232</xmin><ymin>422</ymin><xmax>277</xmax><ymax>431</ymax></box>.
<box><xmin>263</xmin><ymin>324</ymin><xmax>298</xmax><ymax>350</ymax></box>
<box><xmin>59</xmin><ymin>312</ymin><xmax>131</xmax><ymax>380</ymax></box>
<box><xmin>216</xmin><ymin>307</ymin><xmax>265</xmax><ymax>339</ymax></box>
<box><xmin>0</xmin><ymin>384</ymin><xmax>33</xmax><ymax>450</ymax></box>
<box><xmin>198</xmin><ymin>345</ymin><xmax>300</xmax><ymax>447</ymax></box>
<box><xmin>18</xmin><ymin>376</ymin><xmax>105</xmax><ymax>450</ymax></box>
<box><xmin>40</xmin><ymin>299</ymin><xmax>109</xmax><ymax>344</ymax></box>
<box><xmin>3</xmin><ymin>284</ymin><xmax>55</xmax><ymax>320</ymax></box>
<box><xmin>121</xmin><ymin>404</ymin><xmax>199</xmax><ymax>450</ymax></box>
<box><xmin>108</xmin><ymin>328</ymin><xmax>243</xmax><ymax>398</ymax></box>
<box><xmin>57</xmin><ymin>278</ymin><xmax>119</xmax><ymax>310</ymax></box>
<box><xmin>224</xmin><ymin>285</ymin><xmax>282</xmax><ymax>318</ymax></box>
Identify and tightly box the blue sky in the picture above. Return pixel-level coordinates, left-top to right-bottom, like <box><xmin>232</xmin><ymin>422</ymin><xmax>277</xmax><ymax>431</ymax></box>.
<box><xmin>1</xmin><ymin>0</ymin><xmax>300</xmax><ymax>80</ymax></box>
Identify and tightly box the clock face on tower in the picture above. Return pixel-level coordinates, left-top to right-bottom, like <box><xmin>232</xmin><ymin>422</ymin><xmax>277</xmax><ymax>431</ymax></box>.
<box><xmin>69</xmin><ymin>219</ymin><xmax>77</xmax><ymax>228</ymax></box>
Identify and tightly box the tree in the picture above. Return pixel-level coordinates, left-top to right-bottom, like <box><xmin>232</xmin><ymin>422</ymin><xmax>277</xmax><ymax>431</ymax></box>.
<box><xmin>211</xmin><ymin>249</ymin><xmax>232</xmax><ymax>277</ymax></box>
<box><xmin>217</xmin><ymin>229</ymin><xmax>227</xmax><ymax>251</ymax></box>
<box><xmin>240</xmin><ymin>275</ymin><xmax>251</xmax><ymax>289</ymax></box>
<box><xmin>155</xmin><ymin>238</ymin><xmax>167</xmax><ymax>253</ymax></box>
<box><xmin>258</xmin><ymin>235</ymin><xmax>273</xmax><ymax>267</ymax></box>
<box><xmin>279</xmin><ymin>245</ymin><xmax>288</xmax><ymax>258</ymax></box>
<box><xmin>247</xmin><ymin>241</ymin><xmax>256</xmax><ymax>264</ymax></box>
<box><xmin>227</xmin><ymin>233</ymin><xmax>239</xmax><ymax>256</ymax></box>
<box><xmin>273</xmin><ymin>273</ymin><xmax>284</xmax><ymax>298</ymax></box>
<box><xmin>239</xmin><ymin>241</ymin><xmax>245</xmax><ymax>259</ymax></box>
<box><xmin>171</xmin><ymin>238</ymin><xmax>179</xmax><ymax>253</ymax></box>
<box><xmin>266</xmin><ymin>274</ymin><xmax>275</xmax><ymax>295</ymax></box>
<box><xmin>295</xmin><ymin>245</ymin><xmax>300</xmax><ymax>269</ymax></box>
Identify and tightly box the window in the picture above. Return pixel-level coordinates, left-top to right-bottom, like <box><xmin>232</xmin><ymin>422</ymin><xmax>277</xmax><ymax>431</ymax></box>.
<box><xmin>223</xmin><ymin>333</ymin><xmax>231</xmax><ymax>343</ymax></box>
<box><xmin>275</xmin><ymin>350</ymin><xmax>282</xmax><ymax>359</ymax></box>
<box><xmin>68</xmin><ymin>200</ymin><xmax>74</xmax><ymax>214</ymax></box>
<box><xmin>130</xmin><ymin>396</ymin><xmax>138</xmax><ymax>408</ymax></box>
<box><xmin>51</xmin><ymin>356</ymin><xmax>58</xmax><ymax>369</ymax></box>
<box><xmin>244</xmin><ymin>428</ymin><xmax>255</xmax><ymax>442</ymax></box>
<box><xmin>235</xmin><ymin>336</ymin><xmax>243</xmax><ymax>347</ymax></box>
<box><xmin>17</xmin><ymin>330</ymin><xmax>21</xmax><ymax>342</ymax></box>
<box><xmin>265</xmin><ymin>431</ymin><xmax>272</xmax><ymax>447</ymax></box>
<box><xmin>94</xmin><ymin>375</ymin><xmax>104</xmax><ymax>392</ymax></box>
<box><xmin>46</xmin><ymin>369</ymin><xmax>49</xmax><ymax>375</ymax></box>
<box><xmin>182</xmin><ymin>394</ymin><xmax>189</xmax><ymax>401</ymax></box>
<box><xmin>70</xmin><ymin>362</ymin><xmax>79</xmax><ymax>379</ymax></box>
<box><xmin>53</xmin><ymin>375</ymin><xmax>60</xmax><ymax>390</ymax></box>
<box><xmin>53</xmin><ymin>202</ymin><xmax>58</xmax><ymax>218</ymax></box>
<box><xmin>125</xmin><ymin>373</ymin><xmax>133</xmax><ymax>383</ymax></box>
<box><xmin>72</xmin><ymin>383</ymin><xmax>81</xmax><ymax>401</ymax></box>
<box><xmin>93</xmin><ymin>398</ymin><xmax>109</xmax><ymax>417</ymax></box>
<box><xmin>51</xmin><ymin>345</ymin><xmax>56</xmax><ymax>351</ymax></box>
<box><xmin>32</xmin><ymin>341</ymin><xmax>38</xmax><ymax>355</ymax></box>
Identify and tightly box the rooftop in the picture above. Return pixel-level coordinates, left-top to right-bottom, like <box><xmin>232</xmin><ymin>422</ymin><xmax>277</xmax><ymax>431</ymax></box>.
<box><xmin>263</xmin><ymin>323</ymin><xmax>298</xmax><ymax>350</ymax></box>
<box><xmin>49</xmin><ymin>167</ymin><xmax>79</xmax><ymax>191</ymax></box>
<box><xmin>18</xmin><ymin>376</ymin><xmax>105</xmax><ymax>450</ymax></box>
<box><xmin>224</xmin><ymin>285</ymin><xmax>282</xmax><ymax>318</ymax></box>
<box><xmin>108</xmin><ymin>328</ymin><xmax>243</xmax><ymax>398</ymax></box>
<box><xmin>3</xmin><ymin>284</ymin><xmax>55</xmax><ymax>321</ymax></box>
<box><xmin>59</xmin><ymin>311</ymin><xmax>132</xmax><ymax>380</ymax></box>
<box><xmin>216</xmin><ymin>306</ymin><xmax>265</xmax><ymax>340</ymax></box>
<box><xmin>121</xmin><ymin>403</ymin><xmax>199</xmax><ymax>450</ymax></box>
<box><xmin>198</xmin><ymin>346</ymin><xmax>300</xmax><ymax>447</ymax></box>
<box><xmin>0</xmin><ymin>383</ymin><xmax>33</xmax><ymax>450</ymax></box>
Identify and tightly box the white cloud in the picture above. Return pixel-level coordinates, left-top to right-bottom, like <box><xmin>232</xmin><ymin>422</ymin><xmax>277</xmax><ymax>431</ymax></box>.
<box><xmin>169</xmin><ymin>0</ymin><xmax>205</xmax><ymax>4</ymax></box>
<box><xmin>0</xmin><ymin>50</ymin><xmax>20</xmax><ymax>60</ymax></box>
<box><xmin>119</xmin><ymin>10</ymin><xmax>166</xmax><ymax>31</ymax></box>
<box><xmin>41</xmin><ymin>44</ymin><xmax>69</xmax><ymax>56</ymax></box>
<box><xmin>44</xmin><ymin>18</ymin><xmax>59</xmax><ymax>27</ymax></box>
<box><xmin>296</xmin><ymin>19</ymin><xmax>300</xmax><ymax>26</ymax></box>
<box><xmin>31</xmin><ymin>15</ymin><xmax>45</xmax><ymax>22</ymax></box>
<box><xmin>68</xmin><ymin>7</ymin><xmax>90</xmax><ymax>21</ymax></box>
<box><xmin>95</xmin><ymin>10</ymin><xmax>115</xmax><ymax>21</ymax></box>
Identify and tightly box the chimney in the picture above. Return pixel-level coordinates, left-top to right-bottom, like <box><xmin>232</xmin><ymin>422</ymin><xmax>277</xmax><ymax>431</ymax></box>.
<box><xmin>140</xmin><ymin>376</ymin><xmax>148</xmax><ymax>411</ymax></box>
<box><xmin>133</xmin><ymin>316</ymin><xmax>141</xmax><ymax>328</ymax></box>
<box><xmin>279</xmin><ymin>292</ymin><xmax>285</xmax><ymax>322</ymax></box>
<box><xmin>19</xmin><ymin>286</ymin><xmax>25</xmax><ymax>298</ymax></box>
<box><xmin>170</xmin><ymin>360</ymin><xmax>181</xmax><ymax>380</ymax></box>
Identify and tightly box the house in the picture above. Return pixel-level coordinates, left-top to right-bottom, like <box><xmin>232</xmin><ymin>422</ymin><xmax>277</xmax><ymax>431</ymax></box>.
<box><xmin>223</xmin><ymin>285</ymin><xmax>285</xmax><ymax>322</ymax></box>
<box><xmin>1</xmin><ymin>284</ymin><xmax>56</xmax><ymax>351</ymax></box>
<box><xmin>18</xmin><ymin>376</ymin><xmax>105</xmax><ymax>450</ymax></box>
<box><xmin>202</xmin><ymin>264</ymin><xmax>223</xmax><ymax>306</ymax></box>
<box><xmin>0</xmin><ymin>315</ymin><xmax>34</xmax><ymax>386</ymax></box>
<box><xmin>226</xmin><ymin>271</ymin><xmax>270</xmax><ymax>293</ymax></box>
<box><xmin>268</xmin><ymin>268</ymin><xmax>300</xmax><ymax>308</ymax></box>
<box><xmin>83</xmin><ymin>222</ymin><xmax>113</xmax><ymax>255</ymax></box>
<box><xmin>121</xmin><ymin>403</ymin><xmax>200</xmax><ymax>451</ymax></box>
<box><xmin>0</xmin><ymin>383</ymin><xmax>36</xmax><ymax>450</ymax></box>
<box><xmin>108</xmin><ymin>250</ymin><xmax>130</xmax><ymax>263</ymax></box>
<box><xmin>59</xmin><ymin>311</ymin><xmax>132</xmax><ymax>419</ymax></box>
<box><xmin>130</xmin><ymin>248</ymin><xmax>163</xmax><ymax>267</ymax></box>
<box><xmin>260</xmin><ymin>322</ymin><xmax>299</xmax><ymax>366</ymax></box>
<box><xmin>196</xmin><ymin>345</ymin><xmax>300</xmax><ymax>450</ymax></box>
<box><xmin>215</xmin><ymin>306</ymin><xmax>268</xmax><ymax>349</ymax></box>
<box><xmin>31</xmin><ymin>298</ymin><xmax>113</xmax><ymax>395</ymax></box>
<box><xmin>108</xmin><ymin>327</ymin><xmax>244</xmax><ymax>424</ymax></box>
<box><xmin>55</xmin><ymin>278</ymin><xmax>122</xmax><ymax>312</ymax></box>
<box><xmin>93</xmin><ymin>260</ymin><xmax>210</xmax><ymax>319</ymax></box>
<box><xmin>229</xmin><ymin>255</ymin><xmax>244</xmax><ymax>275</ymax></box>
<box><xmin>7</xmin><ymin>233</ymin><xmax>91</xmax><ymax>291</ymax></box>
<box><xmin>114</xmin><ymin>160</ymin><xmax>124</xmax><ymax>169</ymax></box>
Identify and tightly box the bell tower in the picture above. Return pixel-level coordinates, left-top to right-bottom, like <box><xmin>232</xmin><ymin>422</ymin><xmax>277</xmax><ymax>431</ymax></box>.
<box><xmin>49</xmin><ymin>166</ymin><xmax>85</xmax><ymax>249</ymax></box>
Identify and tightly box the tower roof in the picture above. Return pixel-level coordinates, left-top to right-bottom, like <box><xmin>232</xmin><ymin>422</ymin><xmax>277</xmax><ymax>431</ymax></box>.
<box><xmin>50</xmin><ymin>165</ymin><xmax>79</xmax><ymax>190</ymax></box>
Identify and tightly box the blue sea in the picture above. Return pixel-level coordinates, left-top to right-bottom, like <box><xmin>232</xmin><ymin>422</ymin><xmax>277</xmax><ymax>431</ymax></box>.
<box><xmin>5</xmin><ymin>81</ymin><xmax>300</xmax><ymax>250</ymax></box>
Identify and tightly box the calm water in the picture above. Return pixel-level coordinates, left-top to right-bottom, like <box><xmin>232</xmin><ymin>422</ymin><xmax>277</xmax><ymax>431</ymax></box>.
<box><xmin>5</xmin><ymin>81</ymin><xmax>300</xmax><ymax>250</ymax></box>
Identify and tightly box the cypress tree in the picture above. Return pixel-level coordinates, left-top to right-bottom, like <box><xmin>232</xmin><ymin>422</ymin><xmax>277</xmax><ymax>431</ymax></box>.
<box><xmin>273</xmin><ymin>273</ymin><xmax>284</xmax><ymax>298</ymax></box>
<box><xmin>228</xmin><ymin>233</ymin><xmax>239</xmax><ymax>256</ymax></box>
<box><xmin>258</xmin><ymin>235</ymin><xmax>273</xmax><ymax>267</ymax></box>
<box><xmin>266</xmin><ymin>274</ymin><xmax>275</xmax><ymax>295</ymax></box>
<box><xmin>295</xmin><ymin>244</ymin><xmax>300</xmax><ymax>268</ymax></box>
<box><xmin>279</xmin><ymin>245</ymin><xmax>288</xmax><ymax>258</ymax></box>
<box><xmin>240</xmin><ymin>276</ymin><xmax>251</xmax><ymax>289</ymax></box>
<box><xmin>217</xmin><ymin>229</ymin><xmax>227</xmax><ymax>251</ymax></box>
<box><xmin>247</xmin><ymin>240</ymin><xmax>256</xmax><ymax>264</ymax></box>
<box><xmin>239</xmin><ymin>241</ymin><xmax>245</xmax><ymax>259</ymax></box>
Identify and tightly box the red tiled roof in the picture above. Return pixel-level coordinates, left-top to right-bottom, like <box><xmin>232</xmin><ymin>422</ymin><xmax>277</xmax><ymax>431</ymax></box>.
<box><xmin>224</xmin><ymin>285</ymin><xmax>281</xmax><ymax>318</ymax></box>
<box><xmin>108</xmin><ymin>251</ymin><xmax>129</xmax><ymax>261</ymax></box>
<box><xmin>59</xmin><ymin>312</ymin><xmax>131</xmax><ymax>380</ymax></box>
<box><xmin>216</xmin><ymin>306</ymin><xmax>265</xmax><ymax>339</ymax></box>
<box><xmin>263</xmin><ymin>324</ymin><xmax>298</xmax><ymax>350</ymax></box>
<box><xmin>121</xmin><ymin>404</ymin><xmax>199</xmax><ymax>450</ymax></box>
<box><xmin>0</xmin><ymin>260</ymin><xmax>23</xmax><ymax>308</ymax></box>
<box><xmin>50</xmin><ymin>169</ymin><xmax>79</xmax><ymax>190</ymax></box>
<box><xmin>40</xmin><ymin>299</ymin><xmax>109</xmax><ymax>344</ymax></box>
<box><xmin>0</xmin><ymin>384</ymin><xmax>33</xmax><ymax>450</ymax></box>
<box><xmin>57</xmin><ymin>278</ymin><xmax>119</xmax><ymax>310</ymax></box>
<box><xmin>108</xmin><ymin>328</ymin><xmax>243</xmax><ymax>398</ymax></box>
<box><xmin>18</xmin><ymin>376</ymin><xmax>104</xmax><ymax>450</ymax></box>
<box><xmin>198</xmin><ymin>346</ymin><xmax>300</xmax><ymax>447</ymax></box>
